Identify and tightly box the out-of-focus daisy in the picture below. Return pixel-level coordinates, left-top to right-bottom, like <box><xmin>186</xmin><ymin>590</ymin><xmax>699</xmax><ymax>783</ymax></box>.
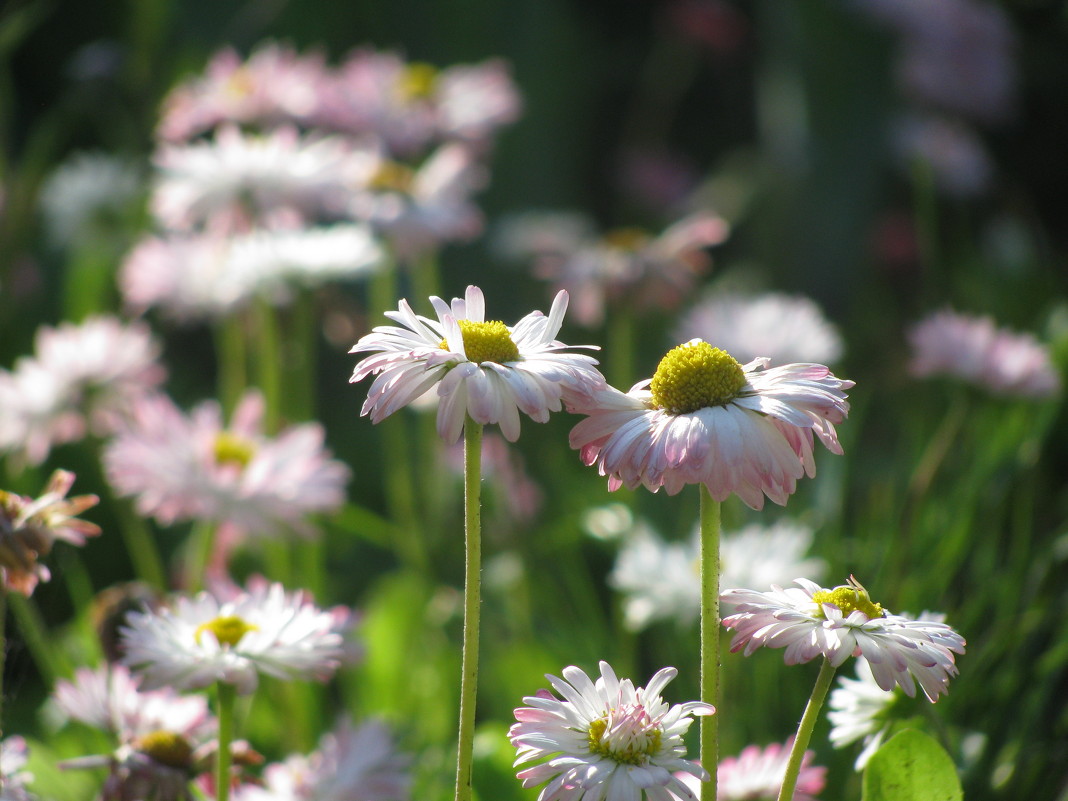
<box><xmin>350</xmin><ymin>285</ymin><xmax>604</xmax><ymax>444</ymax></box>
<box><xmin>444</xmin><ymin>431</ymin><xmax>544</xmax><ymax>526</ymax></box>
<box><xmin>509</xmin><ymin>660</ymin><xmax>713</xmax><ymax>801</ymax></box>
<box><xmin>121</xmin><ymin>225</ymin><xmax>382</xmax><ymax>321</ymax></box>
<box><xmin>151</xmin><ymin>125</ymin><xmax>371</xmax><ymax>232</ymax></box>
<box><xmin>158</xmin><ymin>43</ymin><xmax>332</xmax><ymax>142</ymax></box>
<box><xmin>103</xmin><ymin>390</ymin><xmax>350</xmax><ymax>542</ymax></box>
<box><xmin>1</xmin><ymin>736</ymin><xmax>36</xmax><ymax>801</ymax></box>
<box><xmin>907</xmin><ymin>309</ymin><xmax>1061</xmax><ymax>398</ymax></box>
<box><xmin>232</xmin><ymin>718</ymin><xmax>411</xmax><ymax>801</ymax></box>
<box><xmin>569</xmin><ymin>339</ymin><xmax>852</xmax><ymax>508</ymax></box>
<box><xmin>0</xmin><ymin>316</ymin><xmax>165</xmax><ymax>465</ymax></box>
<box><xmin>675</xmin><ymin>290</ymin><xmax>843</xmax><ymax>366</ymax></box>
<box><xmin>721</xmin><ymin>577</ymin><xmax>966</xmax><ymax>701</ymax></box>
<box><xmin>826</xmin><ymin>657</ymin><xmax>898</xmax><ymax>770</ymax></box>
<box><xmin>499</xmin><ymin>211</ymin><xmax>728</xmax><ymax>327</ymax></box>
<box><xmin>348</xmin><ymin>142</ymin><xmax>486</xmax><ymax>258</ymax></box>
<box><xmin>38</xmin><ymin>152</ymin><xmax>143</xmax><ymax>247</ymax></box>
<box><xmin>894</xmin><ymin>114</ymin><xmax>993</xmax><ymax>198</ymax></box>
<box><xmin>609</xmin><ymin>518</ymin><xmax>826</xmax><ymax>631</ymax></box>
<box><xmin>0</xmin><ymin>470</ymin><xmax>100</xmax><ymax>596</ymax></box>
<box><xmin>120</xmin><ymin>581</ymin><xmax>348</xmax><ymax>695</ymax></box>
<box><xmin>670</xmin><ymin>739</ymin><xmax>826</xmax><ymax>801</ymax></box>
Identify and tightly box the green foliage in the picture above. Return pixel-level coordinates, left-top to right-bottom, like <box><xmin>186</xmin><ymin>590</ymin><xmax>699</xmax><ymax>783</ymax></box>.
<box><xmin>863</xmin><ymin>730</ymin><xmax>963</xmax><ymax>801</ymax></box>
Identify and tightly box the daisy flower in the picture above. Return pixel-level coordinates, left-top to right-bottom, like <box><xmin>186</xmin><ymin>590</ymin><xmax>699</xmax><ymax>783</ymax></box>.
<box><xmin>826</xmin><ymin>657</ymin><xmax>898</xmax><ymax>770</ymax></box>
<box><xmin>568</xmin><ymin>339</ymin><xmax>852</xmax><ymax>509</ymax></box>
<box><xmin>907</xmin><ymin>309</ymin><xmax>1061</xmax><ymax>398</ymax></box>
<box><xmin>0</xmin><ymin>470</ymin><xmax>100</xmax><ymax>596</ymax></box>
<box><xmin>670</xmin><ymin>739</ymin><xmax>826</xmax><ymax>801</ymax></box>
<box><xmin>721</xmin><ymin>577</ymin><xmax>966</xmax><ymax>701</ymax></box>
<box><xmin>232</xmin><ymin>718</ymin><xmax>411</xmax><ymax>801</ymax></box>
<box><xmin>675</xmin><ymin>290</ymin><xmax>843</xmax><ymax>366</ymax></box>
<box><xmin>350</xmin><ymin>285</ymin><xmax>605</xmax><ymax>444</ymax></box>
<box><xmin>509</xmin><ymin>660</ymin><xmax>713</xmax><ymax>801</ymax></box>
<box><xmin>38</xmin><ymin>151</ymin><xmax>143</xmax><ymax>247</ymax></box>
<box><xmin>1</xmin><ymin>737</ymin><xmax>36</xmax><ymax>801</ymax></box>
<box><xmin>120</xmin><ymin>581</ymin><xmax>348</xmax><ymax>695</ymax></box>
<box><xmin>103</xmin><ymin>390</ymin><xmax>350</xmax><ymax>541</ymax></box>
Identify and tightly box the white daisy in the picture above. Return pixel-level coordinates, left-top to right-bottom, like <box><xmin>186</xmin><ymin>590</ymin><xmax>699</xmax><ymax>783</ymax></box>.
<box><xmin>1</xmin><ymin>736</ymin><xmax>36</xmax><ymax>801</ymax></box>
<box><xmin>721</xmin><ymin>577</ymin><xmax>966</xmax><ymax>701</ymax></box>
<box><xmin>120</xmin><ymin>581</ymin><xmax>348</xmax><ymax>695</ymax></box>
<box><xmin>826</xmin><ymin>657</ymin><xmax>897</xmax><ymax>770</ymax></box>
<box><xmin>569</xmin><ymin>340</ymin><xmax>852</xmax><ymax>509</ymax></box>
<box><xmin>350</xmin><ymin>285</ymin><xmax>605</xmax><ymax>444</ymax></box>
<box><xmin>510</xmin><ymin>661</ymin><xmax>712</xmax><ymax>801</ymax></box>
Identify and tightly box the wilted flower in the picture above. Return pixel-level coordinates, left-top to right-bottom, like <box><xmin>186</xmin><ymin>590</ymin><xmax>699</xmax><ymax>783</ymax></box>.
<box><xmin>509</xmin><ymin>660</ymin><xmax>713</xmax><ymax>801</ymax></box>
<box><xmin>0</xmin><ymin>470</ymin><xmax>100</xmax><ymax>595</ymax></box>
<box><xmin>0</xmin><ymin>316</ymin><xmax>165</xmax><ymax>465</ymax></box>
<box><xmin>722</xmin><ymin>577</ymin><xmax>966</xmax><ymax>701</ymax></box>
<box><xmin>675</xmin><ymin>290</ymin><xmax>843</xmax><ymax>366</ymax></box>
<box><xmin>121</xmin><ymin>581</ymin><xmax>349</xmax><ymax>695</ymax></box>
<box><xmin>350</xmin><ymin>285</ymin><xmax>604</xmax><ymax>443</ymax></box>
<box><xmin>569</xmin><ymin>340</ymin><xmax>851</xmax><ymax>508</ymax></box>
<box><xmin>103</xmin><ymin>390</ymin><xmax>350</xmax><ymax>546</ymax></box>
<box><xmin>670</xmin><ymin>739</ymin><xmax>826</xmax><ymax>801</ymax></box>
<box><xmin>232</xmin><ymin>718</ymin><xmax>411</xmax><ymax>801</ymax></box>
<box><xmin>907</xmin><ymin>309</ymin><xmax>1061</xmax><ymax>398</ymax></box>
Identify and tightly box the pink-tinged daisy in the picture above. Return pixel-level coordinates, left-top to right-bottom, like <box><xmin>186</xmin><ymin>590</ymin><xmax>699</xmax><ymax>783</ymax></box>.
<box><xmin>509</xmin><ymin>661</ymin><xmax>713</xmax><ymax>801</ymax></box>
<box><xmin>670</xmin><ymin>739</ymin><xmax>826</xmax><ymax>801</ymax></box>
<box><xmin>1</xmin><ymin>736</ymin><xmax>36</xmax><ymax>801</ymax></box>
<box><xmin>103</xmin><ymin>390</ymin><xmax>350</xmax><ymax>542</ymax></box>
<box><xmin>0</xmin><ymin>316</ymin><xmax>165</xmax><ymax>465</ymax></box>
<box><xmin>0</xmin><ymin>470</ymin><xmax>100</xmax><ymax>596</ymax></box>
<box><xmin>120</xmin><ymin>581</ymin><xmax>348</xmax><ymax>695</ymax></box>
<box><xmin>350</xmin><ymin>285</ymin><xmax>605</xmax><ymax>444</ymax></box>
<box><xmin>232</xmin><ymin>718</ymin><xmax>411</xmax><ymax>801</ymax></box>
<box><xmin>569</xmin><ymin>340</ymin><xmax>852</xmax><ymax>509</ymax></box>
<box><xmin>158</xmin><ymin>42</ymin><xmax>332</xmax><ymax>142</ymax></box>
<box><xmin>721</xmin><ymin>577</ymin><xmax>966</xmax><ymax>701</ymax></box>
<box><xmin>907</xmin><ymin>308</ymin><xmax>1061</xmax><ymax>398</ymax></box>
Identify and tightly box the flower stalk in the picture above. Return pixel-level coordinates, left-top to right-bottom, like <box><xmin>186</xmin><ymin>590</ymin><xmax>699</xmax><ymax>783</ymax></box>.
<box><xmin>777</xmin><ymin>658</ymin><xmax>837</xmax><ymax>801</ymax></box>
<box><xmin>215</xmin><ymin>681</ymin><xmax>237</xmax><ymax>801</ymax></box>
<box><xmin>699</xmin><ymin>486</ymin><xmax>720</xmax><ymax>801</ymax></box>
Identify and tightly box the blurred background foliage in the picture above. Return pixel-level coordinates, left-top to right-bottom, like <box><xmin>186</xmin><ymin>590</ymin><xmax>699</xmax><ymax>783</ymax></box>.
<box><xmin>3</xmin><ymin>0</ymin><xmax>1068</xmax><ymax>800</ymax></box>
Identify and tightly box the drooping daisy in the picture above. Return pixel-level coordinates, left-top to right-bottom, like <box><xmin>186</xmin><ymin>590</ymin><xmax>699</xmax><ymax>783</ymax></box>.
<box><xmin>721</xmin><ymin>577</ymin><xmax>966</xmax><ymax>701</ymax></box>
<box><xmin>569</xmin><ymin>340</ymin><xmax>852</xmax><ymax>509</ymax></box>
<box><xmin>120</xmin><ymin>581</ymin><xmax>348</xmax><ymax>695</ymax></box>
<box><xmin>509</xmin><ymin>660</ymin><xmax>713</xmax><ymax>801</ymax></box>
<box><xmin>608</xmin><ymin>518</ymin><xmax>826</xmax><ymax>631</ymax></box>
<box><xmin>826</xmin><ymin>657</ymin><xmax>898</xmax><ymax>770</ymax></box>
<box><xmin>350</xmin><ymin>285</ymin><xmax>605</xmax><ymax>444</ymax></box>
<box><xmin>670</xmin><ymin>739</ymin><xmax>826</xmax><ymax>801</ymax></box>
<box><xmin>0</xmin><ymin>316</ymin><xmax>165</xmax><ymax>465</ymax></box>
<box><xmin>103</xmin><ymin>390</ymin><xmax>350</xmax><ymax>542</ymax></box>
<box><xmin>0</xmin><ymin>470</ymin><xmax>100</xmax><ymax>596</ymax></box>
<box><xmin>232</xmin><ymin>718</ymin><xmax>411</xmax><ymax>801</ymax></box>
<box><xmin>907</xmin><ymin>309</ymin><xmax>1061</xmax><ymax>398</ymax></box>
<box><xmin>675</xmin><ymin>290</ymin><xmax>843</xmax><ymax>366</ymax></box>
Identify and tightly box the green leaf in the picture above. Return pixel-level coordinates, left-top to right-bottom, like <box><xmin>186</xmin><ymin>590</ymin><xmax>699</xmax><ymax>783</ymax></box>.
<box><xmin>862</xmin><ymin>729</ymin><xmax>963</xmax><ymax>801</ymax></box>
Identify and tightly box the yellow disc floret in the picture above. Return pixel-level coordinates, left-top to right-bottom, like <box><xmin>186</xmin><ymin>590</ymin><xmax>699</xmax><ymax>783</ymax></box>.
<box><xmin>441</xmin><ymin>319</ymin><xmax>520</xmax><ymax>364</ymax></box>
<box><xmin>812</xmin><ymin>577</ymin><xmax>885</xmax><ymax>620</ymax></box>
<box><xmin>133</xmin><ymin>730</ymin><xmax>194</xmax><ymax>769</ymax></box>
<box><xmin>194</xmin><ymin>615</ymin><xmax>259</xmax><ymax>647</ymax></box>
<box><xmin>399</xmin><ymin>62</ymin><xmax>438</xmax><ymax>99</ymax></box>
<box><xmin>369</xmin><ymin>160</ymin><xmax>415</xmax><ymax>192</ymax></box>
<box><xmin>649</xmin><ymin>341</ymin><xmax>747</xmax><ymax>414</ymax></box>
<box><xmin>213</xmin><ymin>432</ymin><xmax>255</xmax><ymax>468</ymax></box>
<box><xmin>587</xmin><ymin>710</ymin><xmax>662</xmax><ymax>766</ymax></box>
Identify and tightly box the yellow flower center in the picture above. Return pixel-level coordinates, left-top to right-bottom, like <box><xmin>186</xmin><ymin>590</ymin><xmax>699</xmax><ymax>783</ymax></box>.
<box><xmin>440</xmin><ymin>320</ymin><xmax>520</xmax><ymax>364</ymax></box>
<box><xmin>399</xmin><ymin>62</ymin><xmax>438</xmax><ymax>99</ymax></box>
<box><xmin>369</xmin><ymin>160</ymin><xmax>415</xmax><ymax>192</ymax></box>
<box><xmin>649</xmin><ymin>341</ymin><xmax>747</xmax><ymax>414</ymax></box>
<box><xmin>213</xmin><ymin>433</ymin><xmax>255</xmax><ymax>468</ymax></box>
<box><xmin>133</xmin><ymin>730</ymin><xmax>194</xmax><ymax>769</ymax></box>
<box><xmin>587</xmin><ymin>705</ymin><xmax>662</xmax><ymax>766</ymax></box>
<box><xmin>812</xmin><ymin>577</ymin><xmax>885</xmax><ymax>620</ymax></box>
<box><xmin>604</xmin><ymin>227</ymin><xmax>650</xmax><ymax>252</ymax></box>
<box><xmin>194</xmin><ymin>615</ymin><xmax>259</xmax><ymax>647</ymax></box>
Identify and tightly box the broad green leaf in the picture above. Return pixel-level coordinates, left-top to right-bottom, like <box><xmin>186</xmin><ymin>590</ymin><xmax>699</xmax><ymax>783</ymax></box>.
<box><xmin>862</xmin><ymin>729</ymin><xmax>963</xmax><ymax>801</ymax></box>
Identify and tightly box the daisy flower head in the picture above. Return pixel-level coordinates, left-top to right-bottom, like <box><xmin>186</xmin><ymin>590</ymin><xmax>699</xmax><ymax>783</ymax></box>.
<box><xmin>350</xmin><ymin>285</ymin><xmax>605</xmax><ymax>444</ymax></box>
<box><xmin>569</xmin><ymin>339</ymin><xmax>852</xmax><ymax>509</ymax></box>
<box><xmin>907</xmin><ymin>308</ymin><xmax>1061</xmax><ymax>399</ymax></box>
<box><xmin>120</xmin><ymin>581</ymin><xmax>348</xmax><ymax>695</ymax></box>
<box><xmin>1</xmin><ymin>736</ymin><xmax>35</xmax><ymax>801</ymax></box>
<box><xmin>509</xmin><ymin>660</ymin><xmax>713</xmax><ymax>801</ymax></box>
<box><xmin>670</xmin><ymin>739</ymin><xmax>826</xmax><ymax>801</ymax></box>
<box><xmin>721</xmin><ymin>577</ymin><xmax>966</xmax><ymax>701</ymax></box>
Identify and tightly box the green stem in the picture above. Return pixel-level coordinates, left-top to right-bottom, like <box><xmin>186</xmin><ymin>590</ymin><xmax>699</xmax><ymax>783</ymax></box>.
<box><xmin>215</xmin><ymin>682</ymin><xmax>237</xmax><ymax>801</ymax></box>
<box><xmin>215</xmin><ymin>316</ymin><xmax>247</xmax><ymax>419</ymax></box>
<box><xmin>186</xmin><ymin>521</ymin><xmax>217</xmax><ymax>593</ymax></box>
<box><xmin>1</xmin><ymin>590</ymin><xmax>6</xmax><ymax>741</ymax></box>
<box><xmin>776</xmin><ymin>658</ymin><xmax>837</xmax><ymax>801</ymax></box>
<box><xmin>7</xmin><ymin>592</ymin><xmax>65</xmax><ymax>684</ymax></box>
<box><xmin>699</xmin><ymin>487</ymin><xmax>720</xmax><ymax>801</ymax></box>
<box><xmin>453</xmin><ymin>418</ymin><xmax>483</xmax><ymax>801</ymax></box>
<box><xmin>253</xmin><ymin>298</ymin><xmax>283</xmax><ymax>435</ymax></box>
<box><xmin>115</xmin><ymin>498</ymin><xmax>168</xmax><ymax>592</ymax></box>
<box><xmin>607</xmin><ymin>312</ymin><xmax>636</xmax><ymax>392</ymax></box>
